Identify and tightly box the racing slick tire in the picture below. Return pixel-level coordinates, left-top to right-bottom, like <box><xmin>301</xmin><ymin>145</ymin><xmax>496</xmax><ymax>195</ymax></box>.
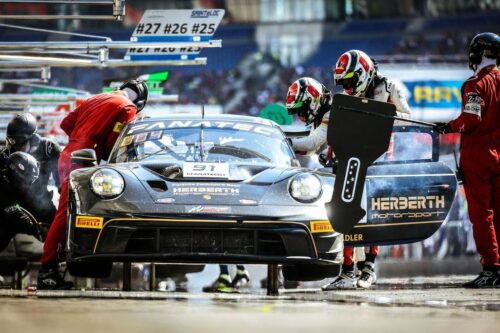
<box><xmin>282</xmin><ymin>263</ymin><xmax>340</xmax><ymax>281</ymax></box>
<box><xmin>67</xmin><ymin>260</ymin><xmax>113</xmax><ymax>278</ymax></box>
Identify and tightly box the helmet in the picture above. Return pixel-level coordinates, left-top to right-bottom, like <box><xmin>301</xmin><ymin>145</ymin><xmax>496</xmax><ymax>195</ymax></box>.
<box><xmin>119</xmin><ymin>79</ymin><xmax>149</xmax><ymax>112</ymax></box>
<box><xmin>6</xmin><ymin>113</ymin><xmax>38</xmax><ymax>152</ymax></box>
<box><xmin>5</xmin><ymin>151</ymin><xmax>39</xmax><ymax>187</ymax></box>
<box><xmin>468</xmin><ymin>32</ymin><xmax>500</xmax><ymax>71</ymax></box>
<box><xmin>285</xmin><ymin>77</ymin><xmax>329</xmax><ymax>125</ymax></box>
<box><xmin>333</xmin><ymin>50</ymin><xmax>375</xmax><ymax>97</ymax></box>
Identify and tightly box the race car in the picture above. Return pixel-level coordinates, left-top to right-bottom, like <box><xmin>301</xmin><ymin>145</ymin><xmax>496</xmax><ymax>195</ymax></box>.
<box><xmin>65</xmin><ymin>114</ymin><xmax>457</xmax><ymax>281</ymax></box>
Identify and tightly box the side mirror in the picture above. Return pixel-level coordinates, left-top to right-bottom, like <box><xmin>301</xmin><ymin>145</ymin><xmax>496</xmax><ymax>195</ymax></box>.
<box><xmin>71</xmin><ymin>149</ymin><xmax>97</xmax><ymax>167</ymax></box>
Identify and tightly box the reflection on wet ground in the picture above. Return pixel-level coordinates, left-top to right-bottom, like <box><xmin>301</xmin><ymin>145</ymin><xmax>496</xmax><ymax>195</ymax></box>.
<box><xmin>1</xmin><ymin>276</ymin><xmax>499</xmax><ymax>333</ymax></box>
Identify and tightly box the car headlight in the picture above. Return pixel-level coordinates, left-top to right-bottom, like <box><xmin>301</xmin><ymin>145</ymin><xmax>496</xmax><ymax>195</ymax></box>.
<box><xmin>289</xmin><ymin>173</ymin><xmax>322</xmax><ymax>203</ymax></box>
<box><xmin>90</xmin><ymin>168</ymin><xmax>125</xmax><ymax>198</ymax></box>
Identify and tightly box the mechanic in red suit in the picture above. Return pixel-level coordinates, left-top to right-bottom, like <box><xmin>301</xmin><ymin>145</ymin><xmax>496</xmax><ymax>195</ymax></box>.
<box><xmin>435</xmin><ymin>32</ymin><xmax>500</xmax><ymax>288</ymax></box>
<box><xmin>37</xmin><ymin>80</ymin><xmax>148</xmax><ymax>289</ymax></box>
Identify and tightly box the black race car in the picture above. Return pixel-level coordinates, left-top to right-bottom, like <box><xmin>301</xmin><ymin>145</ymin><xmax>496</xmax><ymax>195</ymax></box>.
<box><xmin>66</xmin><ymin>114</ymin><xmax>457</xmax><ymax>281</ymax></box>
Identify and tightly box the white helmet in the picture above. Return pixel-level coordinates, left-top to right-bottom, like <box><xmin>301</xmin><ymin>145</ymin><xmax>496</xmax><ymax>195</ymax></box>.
<box><xmin>333</xmin><ymin>50</ymin><xmax>375</xmax><ymax>97</ymax></box>
<box><xmin>285</xmin><ymin>77</ymin><xmax>330</xmax><ymax>125</ymax></box>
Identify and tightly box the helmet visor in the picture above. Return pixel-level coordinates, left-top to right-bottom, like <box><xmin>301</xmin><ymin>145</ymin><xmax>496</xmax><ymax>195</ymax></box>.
<box><xmin>335</xmin><ymin>72</ymin><xmax>359</xmax><ymax>94</ymax></box>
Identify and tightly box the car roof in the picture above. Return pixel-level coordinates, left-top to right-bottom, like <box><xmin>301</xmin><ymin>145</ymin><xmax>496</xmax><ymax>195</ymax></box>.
<box><xmin>132</xmin><ymin>114</ymin><xmax>277</xmax><ymax>127</ymax></box>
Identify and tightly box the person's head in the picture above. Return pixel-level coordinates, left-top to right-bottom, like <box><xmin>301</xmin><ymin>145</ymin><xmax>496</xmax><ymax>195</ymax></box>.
<box><xmin>468</xmin><ymin>32</ymin><xmax>499</xmax><ymax>71</ymax></box>
<box><xmin>6</xmin><ymin>113</ymin><xmax>40</xmax><ymax>153</ymax></box>
<box><xmin>333</xmin><ymin>50</ymin><xmax>376</xmax><ymax>97</ymax></box>
<box><xmin>285</xmin><ymin>77</ymin><xmax>330</xmax><ymax>125</ymax></box>
<box><xmin>5</xmin><ymin>151</ymin><xmax>39</xmax><ymax>190</ymax></box>
<box><xmin>119</xmin><ymin>79</ymin><xmax>149</xmax><ymax>112</ymax></box>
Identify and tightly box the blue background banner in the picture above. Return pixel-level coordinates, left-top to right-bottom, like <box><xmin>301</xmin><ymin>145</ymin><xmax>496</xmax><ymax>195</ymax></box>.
<box><xmin>404</xmin><ymin>80</ymin><xmax>463</xmax><ymax>109</ymax></box>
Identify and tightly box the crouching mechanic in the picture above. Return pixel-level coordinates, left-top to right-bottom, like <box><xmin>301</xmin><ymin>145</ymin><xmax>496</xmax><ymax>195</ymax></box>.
<box><xmin>37</xmin><ymin>80</ymin><xmax>148</xmax><ymax>290</ymax></box>
<box><xmin>1</xmin><ymin>113</ymin><xmax>61</xmax><ymax>227</ymax></box>
<box><xmin>434</xmin><ymin>32</ymin><xmax>500</xmax><ymax>288</ymax></box>
<box><xmin>0</xmin><ymin>152</ymin><xmax>43</xmax><ymax>252</ymax></box>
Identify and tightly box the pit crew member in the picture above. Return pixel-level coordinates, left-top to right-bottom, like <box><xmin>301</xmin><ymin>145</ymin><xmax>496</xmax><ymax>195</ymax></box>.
<box><xmin>0</xmin><ymin>152</ymin><xmax>42</xmax><ymax>252</ymax></box>
<box><xmin>37</xmin><ymin>80</ymin><xmax>148</xmax><ymax>290</ymax></box>
<box><xmin>434</xmin><ymin>32</ymin><xmax>500</xmax><ymax>288</ymax></box>
<box><xmin>1</xmin><ymin>113</ymin><xmax>61</xmax><ymax>227</ymax></box>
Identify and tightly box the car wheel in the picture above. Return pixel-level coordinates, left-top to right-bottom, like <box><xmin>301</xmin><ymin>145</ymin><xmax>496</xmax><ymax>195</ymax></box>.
<box><xmin>67</xmin><ymin>261</ymin><xmax>113</xmax><ymax>278</ymax></box>
<box><xmin>282</xmin><ymin>263</ymin><xmax>340</xmax><ymax>281</ymax></box>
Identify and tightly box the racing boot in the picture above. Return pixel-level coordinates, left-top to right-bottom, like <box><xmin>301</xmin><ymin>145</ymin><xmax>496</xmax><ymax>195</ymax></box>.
<box><xmin>202</xmin><ymin>274</ymin><xmax>233</xmax><ymax>293</ymax></box>
<box><xmin>357</xmin><ymin>262</ymin><xmax>376</xmax><ymax>289</ymax></box>
<box><xmin>174</xmin><ymin>274</ymin><xmax>189</xmax><ymax>292</ymax></box>
<box><xmin>322</xmin><ymin>270</ymin><xmax>357</xmax><ymax>291</ymax></box>
<box><xmin>231</xmin><ymin>269</ymin><xmax>250</xmax><ymax>289</ymax></box>
<box><xmin>37</xmin><ymin>264</ymin><xmax>74</xmax><ymax>290</ymax></box>
<box><xmin>462</xmin><ymin>267</ymin><xmax>500</xmax><ymax>288</ymax></box>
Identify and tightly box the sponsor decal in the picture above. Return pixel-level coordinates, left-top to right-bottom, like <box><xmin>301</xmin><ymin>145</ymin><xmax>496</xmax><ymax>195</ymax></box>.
<box><xmin>371</xmin><ymin>195</ymin><xmax>445</xmax><ymax>210</ymax></box>
<box><xmin>344</xmin><ymin>233</ymin><xmax>363</xmax><ymax>242</ymax></box>
<box><xmin>310</xmin><ymin>220</ymin><xmax>334</xmax><ymax>233</ymax></box>
<box><xmin>135</xmin><ymin>132</ymin><xmax>148</xmax><ymax>143</ymax></box>
<box><xmin>127</xmin><ymin>120</ymin><xmax>278</xmax><ymax>138</ymax></box>
<box><xmin>404</xmin><ymin>80</ymin><xmax>462</xmax><ymax>108</ymax></box>
<box><xmin>120</xmin><ymin>135</ymin><xmax>134</xmax><ymax>147</ymax></box>
<box><xmin>368</xmin><ymin>195</ymin><xmax>447</xmax><ymax>221</ymax></box>
<box><xmin>183</xmin><ymin>162</ymin><xmax>229</xmax><ymax>178</ymax></box>
<box><xmin>76</xmin><ymin>216</ymin><xmax>103</xmax><ymax>229</ymax></box>
<box><xmin>186</xmin><ymin>206</ymin><xmax>230</xmax><ymax>214</ymax></box>
<box><xmin>191</xmin><ymin>9</ymin><xmax>222</xmax><ymax>18</ymax></box>
<box><xmin>149</xmin><ymin>130</ymin><xmax>163</xmax><ymax>140</ymax></box>
<box><xmin>113</xmin><ymin>122</ymin><xmax>124</xmax><ymax>133</ymax></box>
<box><xmin>464</xmin><ymin>92</ymin><xmax>482</xmax><ymax>116</ymax></box>
<box><xmin>173</xmin><ymin>183</ymin><xmax>240</xmax><ymax>196</ymax></box>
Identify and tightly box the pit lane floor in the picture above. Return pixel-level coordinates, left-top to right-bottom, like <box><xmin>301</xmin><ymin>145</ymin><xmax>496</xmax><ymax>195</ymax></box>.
<box><xmin>1</xmin><ymin>276</ymin><xmax>499</xmax><ymax>333</ymax></box>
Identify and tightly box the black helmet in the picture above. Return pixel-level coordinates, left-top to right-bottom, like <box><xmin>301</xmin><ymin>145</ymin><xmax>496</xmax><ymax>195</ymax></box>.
<box><xmin>468</xmin><ymin>32</ymin><xmax>500</xmax><ymax>71</ymax></box>
<box><xmin>119</xmin><ymin>79</ymin><xmax>149</xmax><ymax>112</ymax></box>
<box><xmin>5</xmin><ymin>151</ymin><xmax>39</xmax><ymax>187</ymax></box>
<box><xmin>6</xmin><ymin>113</ymin><xmax>37</xmax><ymax>149</ymax></box>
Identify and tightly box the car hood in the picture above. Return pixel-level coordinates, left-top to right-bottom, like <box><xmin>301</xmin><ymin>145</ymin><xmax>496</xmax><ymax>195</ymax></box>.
<box><xmin>132</xmin><ymin>162</ymin><xmax>306</xmax><ymax>206</ymax></box>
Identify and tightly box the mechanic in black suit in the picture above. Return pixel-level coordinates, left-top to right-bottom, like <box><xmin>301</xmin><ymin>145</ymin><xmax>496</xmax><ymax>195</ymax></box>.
<box><xmin>1</xmin><ymin>113</ymin><xmax>60</xmax><ymax>227</ymax></box>
<box><xmin>0</xmin><ymin>152</ymin><xmax>43</xmax><ymax>252</ymax></box>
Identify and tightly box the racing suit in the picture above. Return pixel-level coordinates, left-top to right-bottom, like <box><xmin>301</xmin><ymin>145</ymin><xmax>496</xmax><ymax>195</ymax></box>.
<box><xmin>291</xmin><ymin>74</ymin><xmax>412</xmax><ymax>268</ymax></box>
<box><xmin>0</xmin><ymin>138</ymin><xmax>60</xmax><ymax>227</ymax></box>
<box><xmin>448</xmin><ymin>64</ymin><xmax>500</xmax><ymax>268</ymax></box>
<box><xmin>291</xmin><ymin>74</ymin><xmax>411</xmax><ymax>152</ymax></box>
<box><xmin>41</xmin><ymin>91</ymin><xmax>137</xmax><ymax>265</ymax></box>
<box><xmin>0</xmin><ymin>173</ymin><xmax>40</xmax><ymax>252</ymax></box>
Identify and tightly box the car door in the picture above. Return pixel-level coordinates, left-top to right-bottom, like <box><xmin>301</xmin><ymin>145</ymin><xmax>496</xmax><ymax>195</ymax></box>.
<box><xmin>344</xmin><ymin>126</ymin><xmax>458</xmax><ymax>246</ymax></box>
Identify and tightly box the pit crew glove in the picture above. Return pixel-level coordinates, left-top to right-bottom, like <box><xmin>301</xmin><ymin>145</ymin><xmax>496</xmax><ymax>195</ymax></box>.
<box><xmin>4</xmin><ymin>204</ymin><xmax>42</xmax><ymax>241</ymax></box>
<box><xmin>433</xmin><ymin>122</ymin><xmax>451</xmax><ymax>134</ymax></box>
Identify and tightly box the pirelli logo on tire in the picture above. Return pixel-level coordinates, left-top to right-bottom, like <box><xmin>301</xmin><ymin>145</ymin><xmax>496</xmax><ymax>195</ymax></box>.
<box><xmin>76</xmin><ymin>216</ymin><xmax>104</xmax><ymax>229</ymax></box>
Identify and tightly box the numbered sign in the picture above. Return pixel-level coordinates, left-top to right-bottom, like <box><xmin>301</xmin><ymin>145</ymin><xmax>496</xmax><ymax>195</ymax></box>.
<box><xmin>125</xmin><ymin>9</ymin><xmax>225</xmax><ymax>61</ymax></box>
<box><xmin>183</xmin><ymin>162</ymin><xmax>230</xmax><ymax>179</ymax></box>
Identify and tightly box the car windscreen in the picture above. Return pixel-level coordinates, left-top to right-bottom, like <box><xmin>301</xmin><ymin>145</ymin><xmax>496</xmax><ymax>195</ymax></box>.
<box><xmin>111</xmin><ymin>122</ymin><xmax>294</xmax><ymax>167</ymax></box>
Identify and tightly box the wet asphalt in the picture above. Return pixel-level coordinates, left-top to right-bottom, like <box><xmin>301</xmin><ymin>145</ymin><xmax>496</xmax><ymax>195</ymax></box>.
<box><xmin>1</xmin><ymin>275</ymin><xmax>499</xmax><ymax>333</ymax></box>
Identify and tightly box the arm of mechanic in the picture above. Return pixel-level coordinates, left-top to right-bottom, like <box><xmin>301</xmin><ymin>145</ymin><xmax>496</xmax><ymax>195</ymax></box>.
<box><xmin>60</xmin><ymin>105</ymin><xmax>81</xmax><ymax>136</ymax></box>
<box><xmin>448</xmin><ymin>83</ymin><xmax>483</xmax><ymax>133</ymax></box>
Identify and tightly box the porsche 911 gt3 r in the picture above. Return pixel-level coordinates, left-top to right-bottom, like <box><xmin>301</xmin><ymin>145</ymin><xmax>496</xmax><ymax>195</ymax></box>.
<box><xmin>66</xmin><ymin>114</ymin><xmax>457</xmax><ymax>281</ymax></box>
